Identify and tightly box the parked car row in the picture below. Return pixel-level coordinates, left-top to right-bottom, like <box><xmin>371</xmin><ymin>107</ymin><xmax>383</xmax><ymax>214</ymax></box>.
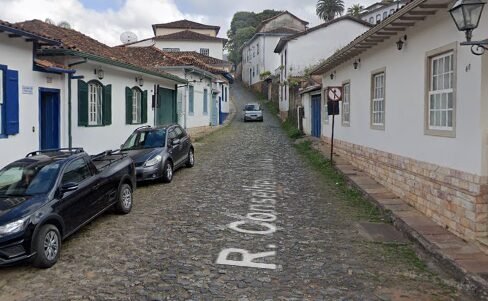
<box><xmin>0</xmin><ymin>124</ymin><xmax>194</xmax><ymax>268</ymax></box>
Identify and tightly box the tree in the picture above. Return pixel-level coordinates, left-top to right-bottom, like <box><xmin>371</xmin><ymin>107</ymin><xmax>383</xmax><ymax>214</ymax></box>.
<box><xmin>226</xmin><ymin>9</ymin><xmax>282</xmax><ymax>64</ymax></box>
<box><xmin>57</xmin><ymin>21</ymin><xmax>71</xmax><ymax>29</ymax></box>
<box><xmin>316</xmin><ymin>0</ymin><xmax>345</xmax><ymax>22</ymax></box>
<box><xmin>44</xmin><ymin>18</ymin><xmax>55</xmax><ymax>25</ymax></box>
<box><xmin>347</xmin><ymin>4</ymin><xmax>364</xmax><ymax>17</ymax></box>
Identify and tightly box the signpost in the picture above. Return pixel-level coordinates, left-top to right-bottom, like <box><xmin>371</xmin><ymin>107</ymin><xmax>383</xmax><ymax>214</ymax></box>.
<box><xmin>326</xmin><ymin>87</ymin><xmax>342</xmax><ymax>164</ymax></box>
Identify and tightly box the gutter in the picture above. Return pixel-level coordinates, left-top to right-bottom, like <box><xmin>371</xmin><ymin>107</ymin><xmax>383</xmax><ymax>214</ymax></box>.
<box><xmin>38</xmin><ymin>48</ymin><xmax>188</xmax><ymax>84</ymax></box>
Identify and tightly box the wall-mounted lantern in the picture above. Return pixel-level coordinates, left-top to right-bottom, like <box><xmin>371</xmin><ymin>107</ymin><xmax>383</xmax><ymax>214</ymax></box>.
<box><xmin>135</xmin><ymin>76</ymin><xmax>144</xmax><ymax>87</ymax></box>
<box><xmin>353</xmin><ymin>58</ymin><xmax>361</xmax><ymax>69</ymax></box>
<box><xmin>95</xmin><ymin>67</ymin><xmax>104</xmax><ymax>80</ymax></box>
<box><xmin>330</xmin><ymin>71</ymin><xmax>336</xmax><ymax>80</ymax></box>
<box><xmin>449</xmin><ymin>0</ymin><xmax>488</xmax><ymax>55</ymax></box>
<box><xmin>396</xmin><ymin>35</ymin><xmax>407</xmax><ymax>50</ymax></box>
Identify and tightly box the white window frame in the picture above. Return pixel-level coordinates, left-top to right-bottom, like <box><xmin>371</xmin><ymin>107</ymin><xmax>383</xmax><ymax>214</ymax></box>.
<box><xmin>371</xmin><ymin>70</ymin><xmax>385</xmax><ymax>130</ymax></box>
<box><xmin>132</xmin><ymin>88</ymin><xmax>142</xmax><ymax>124</ymax></box>
<box><xmin>200</xmin><ymin>48</ymin><xmax>209</xmax><ymax>56</ymax></box>
<box><xmin>88</xmin><ymin>82</ymin><xmax>103</xmax><ymax>126</ymax></box>
<box><xmin>425</xmin><ymin>43</ymin><xmax>457</xmax><ymax>137</ymax></box>
<box><xmin>342</xmin><ymin>82</ymin><xmax>351</xmax><ymax>126</ymax></box>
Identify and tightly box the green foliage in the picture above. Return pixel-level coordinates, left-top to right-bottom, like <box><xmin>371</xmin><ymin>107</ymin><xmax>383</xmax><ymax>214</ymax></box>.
<box><xmin>316</xmin><ymin>0</ymin><xmax>345</xmax><ymax>21</ymax></box>
<box><xmin>260</xmin><ymin>70</ymin><xmax>272</xmax><ymax>79</ymax></box>
<box><xmin>347</xmin><ymin>4</ymin><xmax>364</xmax><ymax>17</ymax></box>
<box><xmin>227</xmin><ymin>9</ymin><xmax>282</xmax><ymax>64</ymax></box>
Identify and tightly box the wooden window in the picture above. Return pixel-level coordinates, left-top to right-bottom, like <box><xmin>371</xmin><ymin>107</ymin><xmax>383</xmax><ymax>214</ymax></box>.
<box><xmin>371</xmin><ymin>71</ymin><xmax>385</xmax><ymax>129</ymax></box>
<box><xmin>383</xmin><ymin>11</ymin><xmax>388</xmax><ymax>19</ymax></box>
<box><xmin>203</xmin><ymin>89</ymin><xmax>208</xmax><ymax>115</ymax></box>
<box><xmin>342</xmin><ymin>82</ymin><xmax>350</xmax><ymax>125</ymax></box>
<box><xmin>200</xmin><ymin>48</ymin><xmax>209</xmax><ymax>56</ymax></box>
<box><xmin>189</xmin><ymin>85</ymin><xmax>194</xmax><ymax>115</ymax></box>
<box><xmin>369</xmin><ymin>17</ymin><xmax>374</xmax><ymax>23</ymax></box>
<box><xmin>427</xmin><ymin>50</ymin><xmax>456</xmax><ymax>134</ymax></box>
<box><xmin>132</xmin><ymin>88</ymin><xmax>142</xmax><ymax>124</ymax></box>
<box><xmin>88</xmin><ymin>82</ymin><xmax>103</xmax><ymax>126</ymax></box>
<box><xmin>376</xmin><ymin>14</ymin><xmax>381</xmax><ymax>23</ymax></box>
<box><xmin>0</xmin><ymin>69</ymin><xmax>3</xmax><ymax>135</ymax></box>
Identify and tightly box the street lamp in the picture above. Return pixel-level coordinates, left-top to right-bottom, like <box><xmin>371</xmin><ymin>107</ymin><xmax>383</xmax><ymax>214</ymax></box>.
<box><xmin>449</xmin><ymin>0</ymin><xmax>488</xmax><ymax>55</ymax></box>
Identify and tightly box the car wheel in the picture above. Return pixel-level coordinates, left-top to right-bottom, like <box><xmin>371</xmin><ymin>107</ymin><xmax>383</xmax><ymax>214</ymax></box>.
<box><xmin>161</xmin><ymin>161</ymin><xmax>173</xmax><ymax>183</ymax></box>
<box><xmin>32</xmin><ymin>224</ymin><xmax>61</xmax><ymax>269</ymax></box>
<box><xmin>115</xmin><ymin>183</ymin><xmax>132</xmax><ymax>214</ymax></box>
<box><xmin>186</xmin><ymin>149</ymin><xmax>195</xmax><ymax>168</ymax></box>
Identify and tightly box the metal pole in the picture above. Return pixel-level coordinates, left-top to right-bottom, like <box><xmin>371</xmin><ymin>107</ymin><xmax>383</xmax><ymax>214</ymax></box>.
<box><xmin>330</xmin><ymin>101</ymin><xmax>336</xmax><ymax>164</ymax></box>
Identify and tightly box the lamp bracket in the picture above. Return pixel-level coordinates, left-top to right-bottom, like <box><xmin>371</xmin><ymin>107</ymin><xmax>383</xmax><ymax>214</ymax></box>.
<box><xmin>461</xmin><ymin>39</ymin><xmax>488</xmax><ymax>55</ymax></box>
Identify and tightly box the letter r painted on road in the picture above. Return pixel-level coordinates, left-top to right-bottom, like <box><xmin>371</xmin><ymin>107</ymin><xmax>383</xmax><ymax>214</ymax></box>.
<box><xmin>216</xmin><ymin>248</ymin><xmax>277</xmax><ymax>270</ymax></box>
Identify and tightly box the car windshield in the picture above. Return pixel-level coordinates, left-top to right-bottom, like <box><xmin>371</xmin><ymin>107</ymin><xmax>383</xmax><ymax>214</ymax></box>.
<box><xmin>0</xmin><ymin>161</ymin><xmax>61</xmax><ymax>197</ymax></box>
<box><xmin>121</xmin><ymin>129</ymin><xmax>166</xmax><ymax>150</ymax></box>
<box><xmin>245</xmin><ymin>104</ymin><xmax>260</xmax><ymax>111</ymax></box>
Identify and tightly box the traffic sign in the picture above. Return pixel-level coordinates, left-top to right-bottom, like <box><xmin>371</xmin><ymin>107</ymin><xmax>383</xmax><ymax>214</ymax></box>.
<box><xmin>327</xmin><ymin>87</ymin><xmax>343</xmax><ymax>101</ymax></box>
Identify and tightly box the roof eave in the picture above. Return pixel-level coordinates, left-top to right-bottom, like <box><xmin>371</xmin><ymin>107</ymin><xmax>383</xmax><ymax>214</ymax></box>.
<box><xmin>38</xmin><ymin>48</ymin><xmax>187</xmax><ymax>84</ymax></box>
<box><xmin>0</xmin><ymin>24</ymin><xmax>59</xmax><ymax>45</ymax></box>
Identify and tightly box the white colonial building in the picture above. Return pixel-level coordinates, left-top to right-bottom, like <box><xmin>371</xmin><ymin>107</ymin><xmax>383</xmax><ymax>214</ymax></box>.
<box><xmin>360</xmin><ymin>0</ymin><xmax>409</xmax><ymax>25</ymax></box>
<box><xmin>308</xmin><ymin>0</ymin><xmax>488</xmax><ymax>250</ymax></box>
<box><xmin>0</xmin><ymin>19</ymin><xmax>186</xmax><ymax>168</ymax></box>
<box><xmin>274</xmin><ymin>16</ymin><xmax>371</xmax><ymax>119</ymax></box>
<box><xmin>241</xmin><ymin>11</ymin><xmax>308</xmax><ymax>87</ymax></box>
<box><xmin>124</xmin><ymin>20</ymin><xmax>227</xmax><ymax>60</ymax></box>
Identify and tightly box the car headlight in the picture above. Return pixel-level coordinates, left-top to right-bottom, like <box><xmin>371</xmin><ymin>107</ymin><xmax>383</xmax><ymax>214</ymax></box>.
<box><xmin>0</xmin><ymin>217</ymin><xmax>29</xmax><ymax>237</ymax></box>
<box><xmin>144</xmin><ymin>155</ymin><xmax>162</xmax><ymax>167</ymax></box>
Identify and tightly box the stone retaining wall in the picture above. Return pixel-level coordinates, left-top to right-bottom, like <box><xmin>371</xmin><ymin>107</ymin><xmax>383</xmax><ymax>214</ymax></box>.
<box><xmin>327</xmin><ymin>138</ymin><xmax>488</xmax><ymax>242</ymax></box>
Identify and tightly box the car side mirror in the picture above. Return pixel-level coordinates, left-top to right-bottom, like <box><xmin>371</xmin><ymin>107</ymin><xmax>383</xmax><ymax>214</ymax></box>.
<box><xmin>61</xmin><ymin>182</ymin><xmax>78</xmax><ymax>193</ymax></box>
<box><xmin>172</xmin><ymin>138</ymin><xmax>181</xmax><ymax>146</ymax></box>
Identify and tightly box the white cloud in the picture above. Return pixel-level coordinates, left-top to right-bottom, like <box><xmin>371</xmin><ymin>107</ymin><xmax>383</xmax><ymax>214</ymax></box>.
<box><xmin>0</xmin><ymin>0</ymin><xmax>196</xmax><ymax>46</ymax></box>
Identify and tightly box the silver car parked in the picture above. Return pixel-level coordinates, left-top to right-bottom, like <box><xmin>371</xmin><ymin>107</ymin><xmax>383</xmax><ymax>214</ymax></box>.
<box><xmin>243</xmin><ymin>103</ymin><xmax>263</xmax><ymax>122</ymax></box>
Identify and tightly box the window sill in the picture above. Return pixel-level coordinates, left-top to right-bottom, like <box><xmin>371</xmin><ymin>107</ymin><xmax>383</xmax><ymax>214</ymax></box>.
<box><xmin>342</xmin><ymin>122</ymin><xmax>350</xmax><ymax>127</ymax></box>
<box><xmin>81</xmin><ymin>124</ymin><xmax>107</xmax><ymax>128</ymax></box>
<box><xmin>425</xmin><ymin>128</ymin><xmax>456</xmax><ymax>138</ymax></box>
<box><xmin>189</xmin><ymin>113</ymin><xmax>194</xmax><ymax>116</ymax></box>
<box><xmin>370</xmin><ymin>124</ymin><xmax>385</xmax><ymax>131</ymax></box>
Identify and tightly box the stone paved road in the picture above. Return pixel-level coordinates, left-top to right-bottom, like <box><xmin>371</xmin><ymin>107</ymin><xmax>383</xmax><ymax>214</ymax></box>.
<box><xmin>0</xmin><ymin>82</ymin><xmax>470</xmax><ymax>301</ymax></box>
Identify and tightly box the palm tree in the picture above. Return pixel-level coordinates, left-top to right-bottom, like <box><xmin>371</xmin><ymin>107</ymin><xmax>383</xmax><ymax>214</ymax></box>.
<box><xmin>347</xmin><ymin>4</ymin><xmax>364</xmax><ymax>17</ymax></box>
<box><xmin>316</xmin><ymin>0</ymin><xmax>345</xmax><ymax>22</ymax></box>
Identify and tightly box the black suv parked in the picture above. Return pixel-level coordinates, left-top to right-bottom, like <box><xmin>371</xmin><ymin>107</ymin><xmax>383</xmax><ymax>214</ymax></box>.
<box><xmin>121</xmin><ymin>124</ymin><xmax>194</xmax><ymax>183</ymax></box>
<box><xmin>0</xmin><ymin>148</ymin><xmax>135</xmax><ymax>268</ymax></box>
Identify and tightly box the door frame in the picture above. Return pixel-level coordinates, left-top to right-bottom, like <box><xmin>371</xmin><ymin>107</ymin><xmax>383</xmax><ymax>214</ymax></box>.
<box><xmin>311</xmin><ymin>93</ymin><xmax>322</xmax><ymax>138</ymax></box>
<box><xmin>38</xmin><ymin>87</ymin><xmax>61</xmax><ymax>150</ymax></box>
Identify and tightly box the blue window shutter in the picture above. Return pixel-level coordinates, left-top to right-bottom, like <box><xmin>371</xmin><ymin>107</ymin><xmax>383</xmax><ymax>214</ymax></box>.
<box><xmin>5</xmin><ymin>69</ymin><xmax>19</xmax><ymax>135</ymax></box>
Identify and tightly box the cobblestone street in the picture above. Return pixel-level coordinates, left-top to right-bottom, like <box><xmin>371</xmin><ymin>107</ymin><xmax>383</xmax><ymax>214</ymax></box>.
<box><xmin>0</xmin><ymin>83</ymin><xmax>470</xmax><ymax>300</ymax></box>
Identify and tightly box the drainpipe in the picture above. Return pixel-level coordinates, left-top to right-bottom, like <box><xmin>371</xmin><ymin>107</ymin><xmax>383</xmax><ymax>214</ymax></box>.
<box><xmin>67</xmin><ymin>58</ymin><xmax>87</xmax><ymax>149</ymax></box>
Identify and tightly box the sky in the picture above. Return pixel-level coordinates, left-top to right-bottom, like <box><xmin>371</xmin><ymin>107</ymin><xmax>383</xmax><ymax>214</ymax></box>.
<box><xmin>0</xmin><ymin>0</ymin><xmax>377</xmax><ymax>46</ymax></box>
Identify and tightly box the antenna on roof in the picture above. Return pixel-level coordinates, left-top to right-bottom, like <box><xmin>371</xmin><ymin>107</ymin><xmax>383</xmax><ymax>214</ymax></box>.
<box><xmin>120</xmin><ymin>31</ymin><xmax>138</xmax><ymax>44</ymax></box>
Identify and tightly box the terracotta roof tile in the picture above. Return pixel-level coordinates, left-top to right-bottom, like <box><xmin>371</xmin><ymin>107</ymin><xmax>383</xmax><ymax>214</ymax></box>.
<box><xmin>169</xmin><ymin>51</ymin><xmax>231</xmax><ymax>66</ymax></box>
<box><xmin>264</xmin><ymin>27</ymin><xmax>302</xmax><ymax>34</ymax></box>
<box><xmin>0</xmin><ymin>19</ymin><xmax>59</xmax><ymax>44</ymax></box>
<box><xmin>14</xmin><ymin>20</ymin><xmax>184</xmax><ymax>82</ymax></box>
<box><xmin>152</xmin><ymin>19</ymin><xmax>220</xmax><ymax>33</ymax></box>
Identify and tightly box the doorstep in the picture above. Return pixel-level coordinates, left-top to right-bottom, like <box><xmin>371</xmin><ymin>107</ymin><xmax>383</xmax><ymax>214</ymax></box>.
<box><xmin>308</xmin><ymin>137</ymin><xmax>488</xmax><ymax>298</ymax></box>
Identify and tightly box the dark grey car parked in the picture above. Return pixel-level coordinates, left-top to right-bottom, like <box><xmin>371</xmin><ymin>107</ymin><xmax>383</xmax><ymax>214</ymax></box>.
<box><xmin>120</xmin><ymin>125</ymin><xmax>194</xmax><ymax>183</ymax></box>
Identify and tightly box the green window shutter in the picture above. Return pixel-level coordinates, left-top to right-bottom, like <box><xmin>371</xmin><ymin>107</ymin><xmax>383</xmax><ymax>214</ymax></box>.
<box><xmin>142</xmin><ymin>90</ymin><xmax>148</xmax><ymax>124</ymax></box>
<box><xmin>103</xmin><ymin>84</ymin><xmax>112</xmax><ymax>126</ymax></box>
<box><xmin>78</xmin><ymin>80</ymin><xmax>88</xmax><ymax>126</ymax></box>
<box><xmin>189</xmin><ymin>86</ymin><xmax>194</xmax><ymax>114</ymax></box>
<box><xmin>125</xmin><ymin>87</ymin><xmax>133</xmax><ymax>124</ymax></box>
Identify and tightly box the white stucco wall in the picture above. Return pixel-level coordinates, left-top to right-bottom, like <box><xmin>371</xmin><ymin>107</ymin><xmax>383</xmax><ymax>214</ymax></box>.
<box><xmin>69</xmin><ymin>62</ymin><xmax>177</xmax><ymax>155</ymax></box>
<box><xmin>320</xmin><ymin>10</ymin><xmax>487</xmax><ymax>176</ymax></box>
<box><xmin>154</xmin><ymin>40</ymin><xmax>223</xmax><ymax>59</ymax></box>
<box><xmin>0</xmin><ymin>33</ymin><xmax>64</xmax><ymax>169</ymax></box>
<box><xmin>242</xmin><ymin>35</ymin><xmax>283</xmax><ymax>86</ymax></box>
<box><xmin>361</xmin><ymin>2</ymin><xmax>406</xmax><ymax>24</ymax></box>
<box><xmin>286</xmin><ymin>20</ymin><xmax>370</xmax><ymax>76</ymax></box>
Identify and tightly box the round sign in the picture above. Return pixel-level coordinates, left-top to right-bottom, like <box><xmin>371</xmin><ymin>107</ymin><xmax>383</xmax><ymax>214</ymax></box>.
<box><xmin>328</xmin><ymin>87</ymin><xmax>342</xmax><ymax>101</ymax></box>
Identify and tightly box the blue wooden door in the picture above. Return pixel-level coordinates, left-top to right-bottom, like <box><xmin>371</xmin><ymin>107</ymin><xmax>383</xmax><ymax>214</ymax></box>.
<box><xmin>311</xmin><ymin>95</ymin><xmax>321</xmax><ymax>138</ymax></box>
<box><xmin>40</xmin><ymin>90</ymin><xmax>60</xmax><ymax>150</ymax></box>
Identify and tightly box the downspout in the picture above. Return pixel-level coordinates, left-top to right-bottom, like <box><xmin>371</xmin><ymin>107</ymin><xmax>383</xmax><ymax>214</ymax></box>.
<box><xmin>67</xmin><ymin>58</ymin><xmax>87</xmax><ymax>149</ymax></box>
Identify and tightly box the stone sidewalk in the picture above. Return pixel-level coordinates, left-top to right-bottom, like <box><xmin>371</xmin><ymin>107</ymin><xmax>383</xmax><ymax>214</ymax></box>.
<box><xmin>186</xmin><ymin>99</ymin><xmax>237</xmax><ymax>142</ymax></box>
<box><xmin>309</xmin><ymin>137</ymin><xmax>488</xmax><ymax>299</ymax></box>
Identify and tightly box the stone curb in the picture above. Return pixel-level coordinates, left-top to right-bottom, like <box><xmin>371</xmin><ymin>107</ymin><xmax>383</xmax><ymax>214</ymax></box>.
<box><xmin>188</xmin><ymin>99</ymin><xmax>237</xmax><ymax>142</ymax></box>
<box><xmin>308</xmin><ymin>139</ymin><xmax>488</xmax><ymax>299</ymax></box>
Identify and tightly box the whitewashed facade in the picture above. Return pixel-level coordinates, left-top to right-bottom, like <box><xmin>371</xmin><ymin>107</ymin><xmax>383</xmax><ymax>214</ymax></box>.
<box><xmin>311</xmin><ymin>0</ymin><xmax>488</xmax><ymax>247</ymax></box>
<box><xmin>241</xmin><ymin>11</ymin><xmax>308</xmax><ymax>87</ymax></box>
<box><xmin>275</xmin><ymin>16</ymin><xmax>371</xmax><ymax>116</ymax></box>
<box><xmin>360</xmin><ymin>0</ymin><xmax>408</xmax><ymax>25</ymax></box>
